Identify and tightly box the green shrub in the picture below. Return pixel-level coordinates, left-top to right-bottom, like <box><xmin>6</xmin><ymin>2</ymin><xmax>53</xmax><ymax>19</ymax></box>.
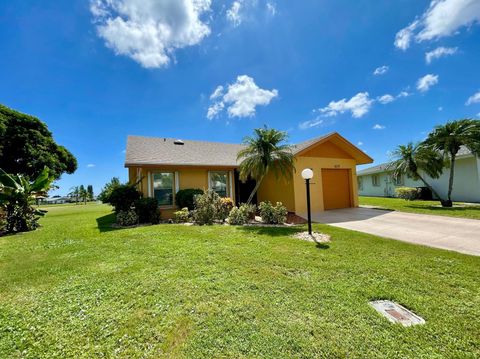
<box><xmin>173</xmin><ymin>207</ymin><xmax>190</xmax><ymax>223</ymax></box>
<box><xmin>176</xmin><ymin>189</ymin><xmax>204</xmax><ymax>210</ymax></box>
<box><xmin>228</xmin><ymin>206</ymin><xmax>247</xmax><ymax>225</ymax></box>
<box><xmin>395</xmin><ymin>187</ymin><xmax>419</xmax><ymax>201</ymax></box>
<box><xmin>218</xmin><ymin>197</ymin><xmax>234</xmax><ymax>222</ymax></box>
<box><xmin>192</xmin><ymin>190</ymin><xmax>222</xmax><ymax>225</ymax></box>
<box><xmin>116</xmin><ymin>209</ymin><xmax>139</xmax><ymax>227</ymax></box>
<box><xmin>258</xmin><ymin>201</ymin><xmax>287</xmax><ymax>224</ymax></box>
<box><xmin>107</xmin><ymin>184</ymin><xmax>141</xmax><ymax>212</ymax></box>
<box><xmin>0</xmin><ymin>208</ymin><xmax>6</xmax><ymax>235</ymax></box>
<box><xmin>134</xmin><ymin>198</ymin><xmax>160</xmax><ymax>224</ymax></box>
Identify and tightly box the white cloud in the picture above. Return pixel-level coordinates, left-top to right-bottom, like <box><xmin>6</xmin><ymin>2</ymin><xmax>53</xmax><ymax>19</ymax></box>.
<box><xmin>394</xmin><ymin>20</ymin><xmax>419</xmax><ymax>50</ymax></box>
<box><xmin>425</xmin><ymin>46</ymin><xmax>458</xmax><ymax>63</ymax></box>
<box><xmin>87</xmin><ymin>164</ymin><xmax>96</xmax><ymax>168</ymax></box>
<box><xmin>395</xmin><ymin>0</ymin><xmax>480</xmax><ymax>50</ymax></box>
<box><xmin>417</xmin><ymin>74</ymin><xmax>439</xmax><ymax>92</ymax></box>
<box><xmin>373</xmin><ymin>65</ymin><xmax>389</xmax><ymax>75</ymax></box>
<box><xmin>90</xmin><ymin>0</ymin><xmax>212</xmax><ymax>68</ymax></box>
<box><xmin>299</xmin><ymin>117</ymin><xmax>324</xmax><ymax>130</ymax></box>
<box><xmin>210</xmin><ymin>85</ymin><xmax>224</xmax><ymax>100</ymax></box>
<box><xmin>266</xmin><ymin>1</ymin><xmax>277</xmax><ymax>16</ymax></box>
<box><xmin>318</xmin><ymin>92</ymin><xmax>373</xmax><ymax>118</ymax></box>
<box><xmin>397</xmin><ymin>91</ymin><xmax>410</xmax><ymax>98</ymax></box>
<box><xmin>372</xmin><ymin>124</ymin><xmax>386</xmax><ymax>130</ymax></box>
<box><xmin>357</xmin><ymin>141</ymin><xmax>364</xmax><ymax>146</ymax></box>
<box><xmin>227</xmin><ymin>1</ymin><xmax>243</xmax><ymax>27</ymax></box>
<box><xmin>378</xmin><ymin>94</ymin><xmax>395</xmax><ymax>104</ymax></box>
<box><xmin>438</xmin><ymin>106</ymin><xmax>443</xmax><ymax>111</ymax></box>
<box><xmin>466</xmin><ymin>91</ymin><xmax>480</xmax><ymax>105</ymax></box>
<box><xmin>207</xmin><ymin>75</ymin><xmax>278</xmax><ymax>119</ymax></box>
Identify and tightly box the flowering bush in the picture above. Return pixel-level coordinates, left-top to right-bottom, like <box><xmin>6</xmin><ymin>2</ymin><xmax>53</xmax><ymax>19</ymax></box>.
<box><xmin>173</xmin><ymin>207</ymin><xmax>190</xmax><ymax>223</ymax></box>
<box><xmin>192</xmin><ymin>190</ymin><xmax>222</xmax><ymax>225</ymax></box>
<box><xmin>258</xmin><ymin>201</ymin><xmax>287</xmax><ymax>224</ymax></box>
<box><xmin>116</xmin><ymin>209</ymin><xmax>139</xmax><ymax>227</ymax></box>
<box><xmin>218</xmin><ymin>197</ymin><xmax>234</xmax><ymax>222</ymax></box>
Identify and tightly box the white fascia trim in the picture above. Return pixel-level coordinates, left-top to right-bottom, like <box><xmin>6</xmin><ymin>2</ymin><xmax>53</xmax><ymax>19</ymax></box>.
<box><xmin>147</xmin><ymin>171</ymin><xmax>152</xmax><ymax>197</ymax></box>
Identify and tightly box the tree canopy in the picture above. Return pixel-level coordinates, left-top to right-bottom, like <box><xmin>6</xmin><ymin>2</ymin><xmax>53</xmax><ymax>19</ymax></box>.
<box><xmin>0</xmin><ymin>104</ymin><xmax>77</xmax><ymax>180</ymax></box>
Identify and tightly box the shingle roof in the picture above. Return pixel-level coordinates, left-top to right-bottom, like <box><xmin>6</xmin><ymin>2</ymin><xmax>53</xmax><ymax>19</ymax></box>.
<box><xmin>125</xmin><ymin>133</ymin><xmax>371</xmax><ymax>167</ymax></box>
<box><xmin>357</xmin><ymin>146</ymin><xmax>474</xmax><ymax>176</ymax></box>
<box><xmin>125</xmin><ymin>136</ymin><xmax>245</xmax><ymax>167</ymax></box>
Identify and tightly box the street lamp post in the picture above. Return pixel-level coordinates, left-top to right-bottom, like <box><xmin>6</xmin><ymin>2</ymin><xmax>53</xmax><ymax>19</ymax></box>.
<box><xmin>301</xmin><ymin>168</ymin><xmax>314</xmax><ymax>235</ymax></box>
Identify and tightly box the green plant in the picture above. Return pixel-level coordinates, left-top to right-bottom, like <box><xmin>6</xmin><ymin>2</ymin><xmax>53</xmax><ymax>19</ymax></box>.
<box><xmin>258</xmin><ymin>201</ymin><xmax>287</xmax><ymax>224</ymax></box>
<box><xmin>0</xmin><ymin>167</ymin><xmax>53</xmax><ymax>233</ymax></box>
<box><xmin>116</xmin><ymin>209</ymin><xmax>139</xmax><ymax>227</ymax></box>
<box><xmin>173</xmin><ymin>207</ymin><xmax>190</xmax><ymax>223</ymax></box>
<box><xmin>98</xmin><ymin>177</ymin><xmax>121</xmax><ymax>203</ymax></box>
<box><xmin>423</xmin><ymin>119</ymin><xmax>480</xmax><ymax>207</ymax></box>
<box><xmin>106</xmin><ymin>184</ymin><xmax>141</xmax><ymax>213</ymax></box>
<box><xmin>395</xmin><ymin>187</ymin><xmax>419</xmax><ymax>201</ymax></box>
<box><xmin>134</xmin><ymin>198</ymin><xmax>160</xmax><ymax>224</ymax></box>
<box><xmin>237</xmin><ymin>126</ymin><xmax>295</xmax><ymax>204</ymax></box>
<box><xmin>175</xmin><ymin>188</ymin><xmax>204</xmax><ymax>210</ymax></box>
<box><xmin>192</xmin><ymin>190</ymin><xmax>222</xmax><ymax>225</ymax></box>
<box><xmin>218</xmin><ymin>197</ymin><xmax>234</xmax><ymax>222</ymax></box>
<box><xmin>228</xmin><ymin>206</ymin><xmax>247</xmax><ymax>225</ymax></box>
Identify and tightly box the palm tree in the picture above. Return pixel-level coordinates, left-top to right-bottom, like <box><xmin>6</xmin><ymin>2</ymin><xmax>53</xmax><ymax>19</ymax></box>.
<box><xmin>237</xmin><ymin>126</ymin><xmax>295</xmax><ymax>204</ymax></box>
<box><xmin>388</xmin><ymin>143</ymin><xmax>445</xmax><ymax>202</ymax></box>
<box><xmin>424</xmin><ymin>119</ymin><xmax>480</xmax><ymax>207</ymax></box>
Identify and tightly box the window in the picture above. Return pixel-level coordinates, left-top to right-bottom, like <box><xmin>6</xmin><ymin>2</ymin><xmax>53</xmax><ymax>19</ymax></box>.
<box><xmin>153</xmin><ymin>172</ymin><xmax>174</xmax><ymax>206</ymax></box>
<box><xmin>393</xmin><ymin>174</ymin><xmax>404</xmax><ymax>186</ymax></box>
<box><xmin>372</xmin><ymin>174</ymin><xmax>380</xmax><ymax>187</ymax></box>
<box><xmin>209</xmin><ymin>171</ymin><xmax>229</xmax><ymax>197</ymax></box>
<box><xmin>357</xmin><ymin>177</ymin><xmax>363</xmax><ymax>190</ymax></box>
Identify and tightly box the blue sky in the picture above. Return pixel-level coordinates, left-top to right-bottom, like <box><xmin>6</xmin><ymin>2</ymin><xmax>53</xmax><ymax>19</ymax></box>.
<box><xmin>1</xmin><ymin>0</ymin><xmax>479</xmax><ymax>195</ymax></box>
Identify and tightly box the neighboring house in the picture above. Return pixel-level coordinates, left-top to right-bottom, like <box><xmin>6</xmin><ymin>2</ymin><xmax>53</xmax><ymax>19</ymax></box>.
<box><xmin>357</xmin><ymin>147</ymin><xmax>480</xmax><ymax>202</ymax></box>
<box><xmin>39</xmin><ymin>196</ymin><xmax>70</xmax><ymax>204</ymax></box>
<box><xmin>125</xmin><ymin>132</ymin><xmax>373</xmax><ymax>219</ymax></box>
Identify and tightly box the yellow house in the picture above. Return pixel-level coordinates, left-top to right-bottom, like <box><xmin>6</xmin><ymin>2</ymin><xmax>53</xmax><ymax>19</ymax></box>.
<box><xmin>125</xmin><ymin>133</ymin><xmax>373</xmax><ymax>219</ymax></box>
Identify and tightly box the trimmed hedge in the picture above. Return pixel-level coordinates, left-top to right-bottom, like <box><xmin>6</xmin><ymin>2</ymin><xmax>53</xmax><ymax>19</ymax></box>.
<box><xmin>176</xmin><ymin>189</ymin><xmax>204</xmax><ymax>210</ymax></box>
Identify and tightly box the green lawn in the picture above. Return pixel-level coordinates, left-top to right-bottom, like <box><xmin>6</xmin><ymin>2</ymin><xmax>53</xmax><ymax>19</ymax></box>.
<box><xmin>1</xmin><ymin>204</ymin><xmax>479</xmax><ymax>358</ymax></box>
<box><xmin>360</xmin><ymin>196</ymin><xmax>480</xmax><ymax>220</ymax></box>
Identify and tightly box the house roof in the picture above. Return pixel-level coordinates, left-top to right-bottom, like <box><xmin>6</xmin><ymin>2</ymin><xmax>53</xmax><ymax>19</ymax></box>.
<box><xmin>125</xmin><ymin>132</ymin><xmax>373</xmax><ymax>167</ymax></box>
<box><xmin>357</xmin><ymin>146</ymin><xmax>474</xmax><ymax>176</ymax></box>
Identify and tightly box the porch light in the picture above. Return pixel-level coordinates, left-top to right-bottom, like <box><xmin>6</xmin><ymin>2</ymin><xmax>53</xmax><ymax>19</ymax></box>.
<box><xmin>301</xmin><ymin>168</ymin><xmax>313</xmax><ymax>235</ymax></box>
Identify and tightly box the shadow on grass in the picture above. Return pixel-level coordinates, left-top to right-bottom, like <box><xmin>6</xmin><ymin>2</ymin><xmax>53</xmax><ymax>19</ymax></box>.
<box><xmin>237</xmin><ymin>225</ymin><xmax>302</xmax><ymax>237</ymax></box>
<box><xmin>96</xmin><ymin>213</ymin><xmax>123</xmax><ymax>233</ymax></box>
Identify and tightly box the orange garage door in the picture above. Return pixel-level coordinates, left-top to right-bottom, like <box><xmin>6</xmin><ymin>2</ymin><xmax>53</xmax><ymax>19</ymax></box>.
<box><xmin>321</xmin><ymin>169</ymin><xmax>352</xmax><ymax>210</ymax></box>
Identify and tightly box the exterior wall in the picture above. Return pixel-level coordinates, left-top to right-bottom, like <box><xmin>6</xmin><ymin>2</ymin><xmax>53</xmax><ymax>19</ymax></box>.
<box><xmin>358</xmin><ymin>156</ymin><xmax>480</xmax><ymax>203</ymax></box>
<box><xmin>127</xmin><ymin>166</ymin><xmax>236</xmax><ymax>218</ymax></box>
<box><xmin>293</xmin><ymin>157</ymin><xmax>358</xmax><ymax>218</ymax></box>
<box><xmin>257</xmin><ymin>171</ymin><xmax>295</xmax><ymax>212</ymax></box>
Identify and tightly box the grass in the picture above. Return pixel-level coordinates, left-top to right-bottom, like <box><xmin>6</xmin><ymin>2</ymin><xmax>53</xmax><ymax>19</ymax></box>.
<box><xmin>0</xmin><ymin>204</ymin><xmax>479</xmax><ymax>358</ymax></box>
<box><xmin>360</xmin><ymin>196</ymin><xmax>480</xmax><ymax>220</ymax></box>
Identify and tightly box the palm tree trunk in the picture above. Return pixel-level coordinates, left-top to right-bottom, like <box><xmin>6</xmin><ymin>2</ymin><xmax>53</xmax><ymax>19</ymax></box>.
<box><xmin>447</xmin><ymin>154</ymin><xmax>456</xmax><ymax>204</ymax></box>
<box><xmin>416</xmin><ymin>172</ymin><xmax>443</xmax><ymax>203</ymax></box>
<box><xmin>246</xmin><ymin>175</ymin><xmax>264</xmax><ymax>205</ymax></box>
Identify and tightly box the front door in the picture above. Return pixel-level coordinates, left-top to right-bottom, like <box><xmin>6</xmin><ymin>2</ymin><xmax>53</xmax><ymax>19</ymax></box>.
<box><xmin>321</xmin><ymin>169</ymin><xmax>352</xmax><ymax>210</ymax></box>
<box><xmin>234</xmin><ymin>170</ymin><xmax>257</xmax><ymax>205</ymax></box>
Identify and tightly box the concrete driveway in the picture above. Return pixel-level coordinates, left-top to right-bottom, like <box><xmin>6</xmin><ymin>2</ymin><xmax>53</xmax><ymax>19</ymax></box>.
<box><xmin>313</xmin><ymin>208</ymin><xmax>480</xmax><ymax>256</ymax></box>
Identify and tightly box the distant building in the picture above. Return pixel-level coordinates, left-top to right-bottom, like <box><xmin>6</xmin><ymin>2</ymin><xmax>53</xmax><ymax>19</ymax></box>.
<box><xmin>357</xmin><ymin>147</ymin><xmax>480</xmax><ymax>203</ymax></box>
<box><xmin>39</xmin><ymin>196</ymin><xmax>70</xmax><ymax>205</ymax></box>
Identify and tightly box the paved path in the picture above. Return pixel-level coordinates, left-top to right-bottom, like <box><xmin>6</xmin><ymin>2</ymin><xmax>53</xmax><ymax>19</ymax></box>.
<box><xmin>312</xmin><ymin>208</ymin><xmax>480</xmax><ymax>256</ymax></box>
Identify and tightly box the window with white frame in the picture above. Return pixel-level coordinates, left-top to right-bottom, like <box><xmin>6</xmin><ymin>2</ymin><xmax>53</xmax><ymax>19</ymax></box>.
<box><xmin>152</xmin><ymin>172</ymin><xmax>174</xmax><ymax>206</ymax></box>
<box><xmin>372</xmin><ymin>174</ymin><xmax>380</xmax><ymax>187</ymax></box>
<box><xmin>209</xmin><ymin>171</ymin><xmax>229</xmax><ymax>198</ymax></box>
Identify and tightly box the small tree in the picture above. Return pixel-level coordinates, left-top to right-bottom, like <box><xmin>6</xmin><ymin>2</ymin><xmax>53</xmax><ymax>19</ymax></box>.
<box><xmin>237</xmin><ymin>126</ymin><xmax>295</xmax><ymax>204</ymax></box>
<box><xmin>87</xmin><ymin>185</ymin><xmax>94</xmax><ymax>201</ymax></box>
<box><xmin>0</xmin><ymin>167</ymin><xmax>54</xmax><ymax>233</ymax></box>
<box><xmin>388</xmin><ymin>143</ymin><xmax>444</xmax><ymax>203</ymax></box>
<box><xmin>98</xmin><ymin>177</ymin><xmax>121</xmax><ymax>203</ymax></box>
<box><xmin>423</xmin><ymin>119</ymin><xmax>480</xmax><ymax>207</ymax></box>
